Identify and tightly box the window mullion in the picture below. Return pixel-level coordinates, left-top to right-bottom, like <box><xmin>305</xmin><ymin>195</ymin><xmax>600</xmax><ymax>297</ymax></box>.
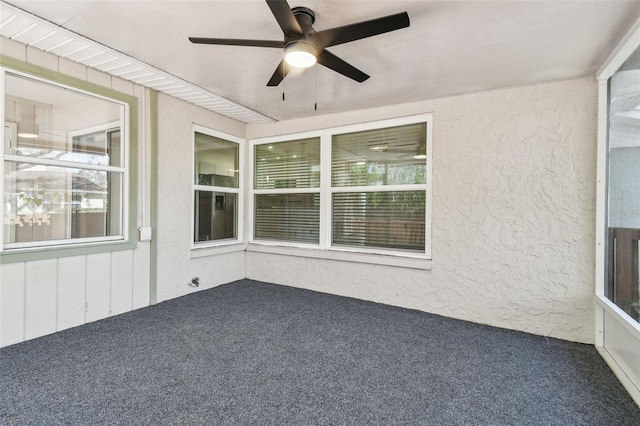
<box><xmin>331</xmin><ymin>184</ymin><xmax>427</xmax><ymax>193</ymax></box>
<box><xmin>320</xmin><ymin>130</ymin><xmax>332</xmax><ymax>249</ymax></box>
<box><xmin>194</xmin><ymin>184</ymin><xmax>240</xmax><ymax>194</ymax></box>
<box><xmin>4</xmin><ymin>154</ymin><xmax>126</xmax><ymax>173</ymax></box>
<box><xmin>253</xmin><ymin>187</ymin><xmax>320</xmax><ymax>195</ymax></box>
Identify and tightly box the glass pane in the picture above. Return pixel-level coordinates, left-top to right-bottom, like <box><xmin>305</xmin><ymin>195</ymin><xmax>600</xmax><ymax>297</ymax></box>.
<box><xmin>607</xmin><ymin>45</ymin><xmax>640</xmax><ymax>323</ymax></box>
<box><xmin>333</xmin><ymin>191</ymin><xmax>425</xmax><ymax>252</ymax></box>
<box><xmin>194</xmin><ymin>132</ymin><xmax>239</xmax><ymax>188</ymax></box>
<box><xmin>254</xmin><ymin>193</ymin><xmax>319</xmax><ymax>243</ymax></box>
<box><xmin>194</xmin><ymin>191</ymin><xmax>237</xmax><ymax>243</ymax></box>
<box><xmin>4</xmin><ymin>73</ymin><xmax>124</xmax><ymax>167</ymax></box>
<box><xmin>4</xmin><ymin>161</ymin><xmax>122</xmax><ymax>244</ymax></box>
<box><xmin>332</xmin><ymin>123</ymin><xmax>427</xmax><ymax>187</ymax></box>
<box><xmin>254</xmin><ymin>138</ymin><xmax>320</xmax><ymax>189</ymax></box>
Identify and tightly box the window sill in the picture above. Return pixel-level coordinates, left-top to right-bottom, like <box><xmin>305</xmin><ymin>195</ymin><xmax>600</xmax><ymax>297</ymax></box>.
<box><xmin>596</xmin><ymin>295</ymin><xmax>640</xmax><ymax>338</ymax></box>
<box><xmin>190</xmin><ymin>242</ymin><xmax>247</xmax><ymax>258</ymax></box>
<box><xmin>0</xmin><ymin>238</ymin><xmax>136</xmax><ymax>264</ymax></box>
<box><xmin>246</xmin><ymin>243</ymin><xmax>432</xmax><ymax>270</ymax></box>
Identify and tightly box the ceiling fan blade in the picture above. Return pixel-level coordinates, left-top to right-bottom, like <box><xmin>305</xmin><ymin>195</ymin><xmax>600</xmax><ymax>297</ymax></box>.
<box><xmin>310</xmin><ymin>12</ymin><xmax>409</xmax><ymax>48</ymax></box>
<box><xmin>317</xmin><ymin>50</ymin><xmax>369</xmax><ymax>83</ymax></box>
<box><xmin>266</xmin><ymin>0</ymin><xmax>303</xmax><ymax>37</ymax></box>
<box><xmin>267</xmin><ymin>59</ymin><xmax>290</xmax><ymax>86</ymax></box>
<box><xmin>189</xmin><ymin>37</ymin><xmax>284</xmax><ymax>48</ymax></box>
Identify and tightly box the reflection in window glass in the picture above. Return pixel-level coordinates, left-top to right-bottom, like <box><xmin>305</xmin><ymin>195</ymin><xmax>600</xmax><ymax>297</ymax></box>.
<box><xmin>332</xmin><ymin>123</ymin><xmax>427</xmax><ymax>187</ymax></box>
<box><xmin>194</xmin><ymin>191</ymin><xmax>237</xmax><ymax>242</ymax></box>
<box><xmin>195</xmin><ymin>132</ymin><xmax>239</xmax><ymax>189</ymax></box>
<box><xmin>254</xmin><ymin>138</ymin><xmax>320</xmax><ymax>189</ymax></box>
<box><xmin>3</xmin><ymin>71</ymin><xmax>126</xmax><ymax>247</ymax></box>
<box><xmin>4</xmin><ymin>73</ymin><xmax>122</xmax><ymax>166</ymax></box>
<box><xmin>3</xmin><ymin>162</ymin><xmax>122</xmax><ymax>244</ymax></box>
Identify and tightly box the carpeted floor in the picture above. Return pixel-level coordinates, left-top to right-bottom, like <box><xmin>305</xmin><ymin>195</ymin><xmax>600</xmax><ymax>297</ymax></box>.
<box><xmin>1</xmin><ymin>279</ymin><xmax>639</xmax><ymax>425</ymax></box>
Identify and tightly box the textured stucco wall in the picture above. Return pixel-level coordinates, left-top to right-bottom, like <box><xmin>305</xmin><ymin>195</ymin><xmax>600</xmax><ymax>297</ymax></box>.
<box><xmin>155</xmin><ymin>94</ymin><xmax>246</xmax><ymax>302</ymax></box>
<box><xmin>246</xmin><ymin>77</ymin><xmax>598</xmax><ymax>343</ymax></box>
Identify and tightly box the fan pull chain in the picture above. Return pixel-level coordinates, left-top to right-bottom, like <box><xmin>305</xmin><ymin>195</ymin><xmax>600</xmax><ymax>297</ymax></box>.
<box><xmin>282</xmin><ymin>62</ymin><xmax>286</xmax><ymax>101</ymax></box>
<box><xmin>314</xmin><ymin>63</ymin><xmax>318</xmax><ymax>111</ymax></box>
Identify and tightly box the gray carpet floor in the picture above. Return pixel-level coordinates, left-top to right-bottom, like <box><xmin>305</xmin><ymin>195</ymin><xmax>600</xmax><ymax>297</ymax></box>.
<box><xmin>1</xmin><ymin>279</ymin><xmax>639</xmax><ymax>425</ymax></box>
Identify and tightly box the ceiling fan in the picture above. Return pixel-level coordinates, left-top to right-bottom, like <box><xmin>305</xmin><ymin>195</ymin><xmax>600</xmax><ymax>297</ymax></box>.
<box><xmin>189</xmin><ymin>0</ymin><xmax>410</xmax><ymax>87</ymax></box>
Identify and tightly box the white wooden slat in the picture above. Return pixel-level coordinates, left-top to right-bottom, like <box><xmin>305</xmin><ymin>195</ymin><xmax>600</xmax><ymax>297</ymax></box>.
<box><xmin>132</xmin><ymin>243</ymin><xmax>151</xmax><ymax>309</ymax></box>
<box><xmin>0</xmin><ymin>262</ymin><xmax>25</xmax><ymax>347</ymax></box>
<box><xmin>49</xmin><ymin>39</ymin><xmax>89</xmax><ymax>57</ymax></box>
<box><xmin>57</xmin><ymin>255</ymin><xmax>87</xmax><ymax>331</ymax></box>
<box><xmin>0</xmin><ymin>15</ymin><xmax>33</xmax><ymax>38</ymax></box>
<box><xmin>86</xmin><ymin>252</ymin><xmax>111</xmax><ymax>322</ymax></box>
<box><xmin>24</xmin><ymin>259</ymin><xmax>57</xmax><ymax>340</ymax></box>
<box><xmin>10</xmin><ymin>24</ymin><xmax>50</xmax><ymax>45</ymax></box>
<box><xmin>110</xmin><ymin>250</ymin><xmax>133</xmax><ymax>316</ymax></box>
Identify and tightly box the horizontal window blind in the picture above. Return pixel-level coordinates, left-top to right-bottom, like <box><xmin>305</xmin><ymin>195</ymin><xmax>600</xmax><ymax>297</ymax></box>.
<box><xmin>333</xmin><ymin>191</ymin><xmax>425</xmax><ymax>252</ymax></box>
<box><xmin>255</xmin><ymin>193</ymin><xmax>320</xmax><ymax>243</ymax></box>
<box><xmin>255</xmin><ymin>138</ymin><xmax>320</xmax><ymax>189</ymax></box>
<box><xmin>332</xmin><ymin>122</ymin><xmax>426</xmax><ymax>187</ymax></box>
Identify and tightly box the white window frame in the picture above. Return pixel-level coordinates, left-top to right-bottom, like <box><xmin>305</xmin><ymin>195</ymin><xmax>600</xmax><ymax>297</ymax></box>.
<box><xmin>249</xmin><ymin>130</ymin><xmax>324</xmax><ymax>249</ymax></box>
<box><xmin>248</xmin><ymin>114</ymin><xmax>433</xmax><ymax>263</ymax></box>
<box><xmin>191</xmin><ymin>123</ymin><xmax>243</xmax><ymax>250</ymax></box>
<box><xmin>594</xmin><ymin>16</ymin><xmax>640</xmax><ymax>406</ymax></box>
<box><xmin>0</xmin><ymin>67</ymin><xmax>129</xmax><ymax>252</ymax></box>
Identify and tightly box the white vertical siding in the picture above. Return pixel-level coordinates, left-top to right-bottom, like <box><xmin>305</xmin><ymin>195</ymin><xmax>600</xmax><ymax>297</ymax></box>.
<box><xmin>86</xmin><ymin>252</ymin><xmax>113</xmax><ymax>322</ymax></box>
<box><xmin>24</xmin><ymin>259</ymin><xmax>57</xmax><ymax>340</ymax></box>
<box><xmin>111</xmin><ymin>250</ymin><xmax>134</xmax><ymax>315</ymax></box>
<box><xmin>0</xmin><ymin>37</ymin><xmax>153</xmax><ymax>347</ymax></box>
<box><xmin>132</xmin><ymin>243</ymin><xmax>151</xmax><ymax>309</ymax></box>
<box><xmin>0</xmin><ymin>249</ymin><xmax>147</xmax><ymax>346</ymax></box>
<box><xmin>0</xmin><ymin>262</ymin><xmax>25</xmax><ymax>346</ymax></box>
<box><xmin>57</xmin><ymin>256</ymin><xmax>87</xmax><ymax>331</ymax></box>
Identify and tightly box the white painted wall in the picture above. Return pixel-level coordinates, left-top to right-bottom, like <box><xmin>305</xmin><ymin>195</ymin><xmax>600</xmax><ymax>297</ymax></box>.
<box><xmin>0</xmin><ymin>33</ymin><xmax>599</xmax><ymax>347</ymax></box>
<box><xmin>0</xmin><ymin>37</ymin><xmax>151</xmax><ymax>347</ymax></box>
<box><xmin>154</xmin><ymin>93</ymin><xmax>246</xmax><ymax>303</ymax></box>
<box><xmin>246</xmin><ymin>77</ymin><xmax>598</xmax><ymax>343</ymax></box>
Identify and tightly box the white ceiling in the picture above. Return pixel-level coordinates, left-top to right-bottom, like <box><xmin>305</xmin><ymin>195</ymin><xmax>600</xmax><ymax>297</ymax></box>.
<box><xmin>4</xmin><ymin>0</ymin><xmax>640</xmax><ymax>123</ymax></box>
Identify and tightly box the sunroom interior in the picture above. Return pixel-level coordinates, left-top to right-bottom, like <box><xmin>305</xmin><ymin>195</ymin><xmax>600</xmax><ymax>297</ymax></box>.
<box><xmin>1</xmin><ymin>0</ymin><xmax>640</xmax><ymax>415</ymax></box>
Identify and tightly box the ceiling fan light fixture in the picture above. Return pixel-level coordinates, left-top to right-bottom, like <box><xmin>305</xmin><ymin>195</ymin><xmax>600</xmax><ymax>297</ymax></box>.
<box><xmin>284</xmin><ymin>41</ymin><xmax>317</xmax><ymax>68</ymax></box>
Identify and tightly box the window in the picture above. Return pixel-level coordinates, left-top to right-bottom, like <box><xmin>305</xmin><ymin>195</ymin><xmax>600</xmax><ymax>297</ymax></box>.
<box><xmin>253</xmin><ymin>137</ymin><xmax>321</xmax><ymax>244</ymax></box>
<box><xmin>332</xmin><ymin>123</ymin><xmax>427</xmax><ymax>253</ymax></box>
<box><xmin>605</xmin><ymin>45</ymin><xmax>640</xmax><ymax>323</ymax></box>
<box><xmin>193</xmin><ymin>126</ymin><xmax>241</xmax><ymax>246</ymax></box>
<box><xmin>2</xmin><ymin>69</ymin><xmax>128</xmax><ymax>250</ymax></box>
<box><xmin>250</xmin><ymin>115</ymin><xmax>432</xmax><ymax>259</ymax></box>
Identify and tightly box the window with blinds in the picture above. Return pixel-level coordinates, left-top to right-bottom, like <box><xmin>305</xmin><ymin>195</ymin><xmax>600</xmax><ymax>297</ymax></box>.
<box><xmin>249</xmin><ymin>115</ymin><xmax>431</xmax><ymax>258</ymax></box>
<box><xmin>332</xmin><ymin>122</ymin><xmax>427</xmax><ymax>253</ymax></box>
<box><xmin>253</xmin><ymin>137</ymin><xmax>321</xmax><ymax>244</ymax></box>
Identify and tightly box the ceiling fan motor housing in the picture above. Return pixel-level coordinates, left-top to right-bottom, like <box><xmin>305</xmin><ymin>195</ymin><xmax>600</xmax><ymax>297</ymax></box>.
<box><xmin>292</xmin><ymin>6</ymin><xmax>316</xmax><ymax>31</ymax></box>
